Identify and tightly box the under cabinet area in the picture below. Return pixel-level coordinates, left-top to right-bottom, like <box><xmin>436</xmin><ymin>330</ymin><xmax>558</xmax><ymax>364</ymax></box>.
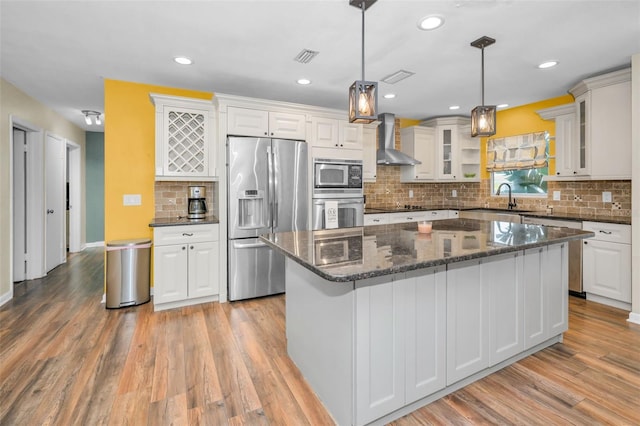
<box><xmin>582</xmin><ymin>221</ymin><xmax>631</xmax><ymax>309</ymax></box>
<box><xmin>153</xmin><ymin>224</ymin><xmax>219</xmax><ymax>311</ymax></box>
<box><xmin>150</xmin><ymin>93</ymin><xmax>217</xmax><ymax>180</ymax></box>
<box><xmin>227</xmin><ymin>106</ymin><xmax>306</xmax><ymax>140</ymax></box>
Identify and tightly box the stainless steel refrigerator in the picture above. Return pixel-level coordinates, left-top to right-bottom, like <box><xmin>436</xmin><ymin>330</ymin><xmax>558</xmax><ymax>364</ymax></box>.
<box><xmin>227</xmin><ymin>136</ymin><xmax>308</xmax><ymax>301</ymax></box>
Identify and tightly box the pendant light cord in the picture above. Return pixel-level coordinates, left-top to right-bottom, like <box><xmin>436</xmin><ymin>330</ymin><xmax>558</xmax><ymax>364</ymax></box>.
<box><xmin>361</xmin><ymin>1</ymin><xmax>365</xmax><ymax>81</ymax></box>
<box><xmin>481</xmin><ymin>47</ymin><xmax>485</xmax><ymax>106</ymax></box>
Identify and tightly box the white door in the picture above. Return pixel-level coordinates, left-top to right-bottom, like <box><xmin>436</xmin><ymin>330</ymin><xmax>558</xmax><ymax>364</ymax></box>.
<box><xmin>187</xmin><ymin>241</ymin><xmax>218</xmax><ymax>299</ymax></box>
<box><xmin>45</xmin><ymin>133</ymin><xmax>66</xmax><ymax>272</ymax></box>
<box><xmin>13</xmin><ymin>128</ymin><xmax>27</xmax><ymax>281</ymax></box>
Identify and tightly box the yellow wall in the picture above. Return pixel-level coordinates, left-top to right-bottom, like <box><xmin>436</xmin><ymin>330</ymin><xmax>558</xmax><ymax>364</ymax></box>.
<box><xmin>480</xmin><ymin>94</ymin><xmax>574</xmax><ymax>179</ymax></box>
<box><xmin>0</xmin><ymin>78</ymin><xmax>86</xmax><ymax>300</ymax></box>
<box><xmin>103</xmin><ymin>80</ymin><xmax>212</xmax><ymax>242</ymax></box>
<box><xmin>399</xmin><ymin>118</ymin><xmax>422</xmax><ymax>128</ymax></box>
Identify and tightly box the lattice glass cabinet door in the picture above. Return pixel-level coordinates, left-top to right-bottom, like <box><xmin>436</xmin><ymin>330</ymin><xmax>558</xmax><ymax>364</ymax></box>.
<box><xmin>163</xmin><ymin>107</ymin><xmax>209</xmax><ymax>177</ymax></box>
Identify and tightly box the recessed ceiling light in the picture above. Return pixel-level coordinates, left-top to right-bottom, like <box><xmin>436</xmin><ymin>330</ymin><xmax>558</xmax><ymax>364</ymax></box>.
<box><xmin>174</xmin><ymin>56</ymin><xmax>193</xmax><ymax>65</ymax></box>
<box><xmin>497</xmin><ymin>103</ymin><xmax>509</xmax><ymax>108</ymax></box>
<box><xmin>417</xmin><ymin>15</ymin><xmax>444</xmax><ymax>31</ymax></box>
<box><xmin>384</xmin><ymin>93</ymin><xmax>396</xmax><ymax>99</ymax></box>
<box><xmin>297</xmin><ymin>78</ymin><xmax>311</xmax><ymax>85</ymax></box>
<box><xmin>449</xmin><ymin>105</ymin><xmax>460</xmax><ymax>110</ymax></box>
<box><xmin>538</xmin><ymin>61</ymin><xmax>558</xmax><ymax>69</ymax></box>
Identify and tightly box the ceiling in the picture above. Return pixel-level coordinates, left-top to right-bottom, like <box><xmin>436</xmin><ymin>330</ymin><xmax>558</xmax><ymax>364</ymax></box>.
<box><xmin>1</xmin><ymin>1</ymin><xmax>639</xmax><ymax>132</ymax></box>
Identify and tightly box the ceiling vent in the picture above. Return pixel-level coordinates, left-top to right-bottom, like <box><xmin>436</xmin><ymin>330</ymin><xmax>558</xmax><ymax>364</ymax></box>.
<box><xmin>294</xmin><ymin>49</ymin><xmax>319</xmax><ymax>64</ymax></box>
<box><xmin>381</xmin><ymin>70</ymin><xmax>415</xmax><ymax>84</ymax></box>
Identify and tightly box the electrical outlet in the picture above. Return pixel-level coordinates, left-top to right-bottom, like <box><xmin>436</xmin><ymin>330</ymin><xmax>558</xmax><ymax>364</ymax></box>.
<box><xmin>409</xmin><ymin>190</ymin><xmax>414</xmax><ymax>198</ymax></box>
<box><xmin>553</xmin><ymin>191</ymin><xmax>561</xmax><ymax>201</ymax></box>
<box><xmin>602</xmin><ymin>191</ymin><xmax>612</xmax><ymax>202</ymax></box>
<box><xmin>123</xmin><ymin>194</ymin><xmax>142</xmax><ymax>206</ymax></box>
<box><xmin>452</xmin><ymin>190</ymin><xmax>457</xmax><ymax>197</ymax></box>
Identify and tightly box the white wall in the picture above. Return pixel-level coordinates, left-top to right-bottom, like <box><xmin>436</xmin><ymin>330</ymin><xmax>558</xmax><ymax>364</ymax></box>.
<box><xmin>0</xmin><ymin>78</ymin><xmax>86</xmax><ymax>304</ymax></box>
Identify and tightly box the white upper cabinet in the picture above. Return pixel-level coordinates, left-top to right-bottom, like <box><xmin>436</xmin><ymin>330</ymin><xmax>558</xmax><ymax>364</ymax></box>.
<box><xmin>540</xmin><ymin>68</ymin><xmax>631</xmax><ymax>180</ymax></box>
<box><xmin>400</xmin><ymin>126</ymin><xmax>435</xmax><ymax>182</ymax></box>
<box><xmin>362</xmin><ymin>125</ymin><xmax>377</xmax><ymax>181</ymax></box>
<box><xmin>227</xmin><ymin>106</ymin><xmax>306</xmax><ymax>140</ymax></box>
<box><xmin>401</xmin><ymin>117</ymin><xmax>476</xmax><ymax>183</ymax></box>
<box><xmin>310</xmin><ymin>117</ymin><xmax>363</xmax><ymax>151</ymax></box>
<box><xmin>150</xmin><ymin>93</ymin><xmax>217</xmax><ymax>180</ymax></box>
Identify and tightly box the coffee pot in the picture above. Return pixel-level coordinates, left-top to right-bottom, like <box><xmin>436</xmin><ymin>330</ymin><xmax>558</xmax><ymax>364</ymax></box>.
<box><xmin>187</xmin><ymin>186</ymin><xmax>207</xmax><ymax>219</ymax></box>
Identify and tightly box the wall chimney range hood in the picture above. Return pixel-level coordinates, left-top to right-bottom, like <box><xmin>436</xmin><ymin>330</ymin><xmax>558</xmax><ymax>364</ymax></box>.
<box><xmin>376</xmin><ymin>113</ymin><xmax>421</xmax><ymax>166</ymax></box>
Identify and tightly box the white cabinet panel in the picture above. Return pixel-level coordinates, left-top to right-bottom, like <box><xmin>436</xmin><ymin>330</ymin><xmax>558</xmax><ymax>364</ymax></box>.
<box><xmin>523</xmin><ymin>248</ymin><xmax>546</xmax><ymax>348</ymax></box>
<box><xmin>400</xmin><ymin>126</ymin><xmax>435</xmax><ymax>182</ymax></box>
<box><xmin>188</xmin><ymin>241</ymin><xmax>219</xmax><ymax>299</ymax></box>
<box><xmin>404</xmin><ymin>269</ymin><xmax>446</xmax><ymax>403</ymax></box>
<box><xmin>583</xmin><ymin>239</ymin><xmax>631</xmax><ymax>303</ymax></box>
<box><xmin>364</xmin><ymin>214</ymin><xmax>389</xmax><ymax>226</ymax></box>
<box><xmin>228</xmin><ymin>107</ymin><xmax>306</xmax><ymax>139</ymax></box>
<box><xmin>486</xmin><ymin>253</ymin><xmax>524</xmax><ymax>364</ymax></box>
<box><xmin>545</xmin><ymin>243</ymin><xmax>568</xmax><ymax>336</ymax></box>
<box><xmin>355</xmin><ymin>278</ymin><xmax>405</xmax><ymax>425</ymax></box>
<box><xmin>154</xmin><ymin>244</ymin><xmax>189</xmax><ymax>304</ymax></box>
<box><xmin>362</xmin><ymin>126</ymin><xmax>377</xmax><ymax>181</ymax></box>
<box><xmin>446</xmin><ymin>260</ymin><xmax>490</xmax><ymax>385</ymax></box>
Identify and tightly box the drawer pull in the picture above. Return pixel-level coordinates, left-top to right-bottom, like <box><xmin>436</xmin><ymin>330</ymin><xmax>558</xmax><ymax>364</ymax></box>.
<box><xmin>407</xmin><ymin>217</ymin><xmax>413</xmax><ymax>220</ymax></box>
<box><xmin>182</xmin><ymin>233</ymin><xmax>194</xmax><ymax>237</ymax></box>
<box><xmin>182</xmin><ymin>246</ymin><xmax>186</xmax><ymax>250</ymax></box>
<box><xmin>599</xmin><ymin>230</ymin><xmax>612</xmax><ymax>235</ymax></box>
<box><xmin>373</xmin><ymin>219</ymin><xmax>380</xmax><ymax>223</ymax></box>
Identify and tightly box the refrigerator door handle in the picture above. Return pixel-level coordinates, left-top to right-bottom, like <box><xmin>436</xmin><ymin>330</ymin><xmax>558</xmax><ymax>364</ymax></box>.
<box><xmin>273</xmin><ymin>152</ymin><xmax>278</xmax><ymax>229</ymax></box>
<box><xmin>233</xmin><ymin>240</ymin><xmax>269</xmax><ymax>249</ymax></box>
<box><xmin>266</xmin><ymin>147</ymin><xmax>273</xmax><ymax>228</ymax></box>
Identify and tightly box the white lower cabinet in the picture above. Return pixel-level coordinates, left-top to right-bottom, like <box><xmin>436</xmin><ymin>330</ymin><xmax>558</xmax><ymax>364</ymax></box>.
<box><xmin>153</xmin><ymin>224</ymin><xmax>219</xmax><ymax>311</ymax></box>
<box><xmin>582</xmin><ymin>221</ymin><xmax>631</xmax><ymax>307</ymax></box>
<box><xmin>355</xmin><ymin>267</ymin><xmax>447</xmax><ymax>425</ymax></box>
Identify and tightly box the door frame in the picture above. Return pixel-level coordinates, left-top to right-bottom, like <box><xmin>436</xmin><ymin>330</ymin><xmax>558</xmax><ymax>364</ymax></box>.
<box><xmin>66</xmin><ymin>140</ymin><xmax>81</xmax><ymax>253</ymax></box>
<box><xmin>9</xmin><ymin>116</ymin><xmax>46</xmax><ymax>284</ymax></box>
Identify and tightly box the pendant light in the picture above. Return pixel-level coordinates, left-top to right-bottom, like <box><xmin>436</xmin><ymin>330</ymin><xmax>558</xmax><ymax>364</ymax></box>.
<box><xmin>348</xmin><ymin>0</ymin><xmax>377</xmax><ymax>124</ymax></box>
<box><xmin>470</xmin><ymin>36</ymin><xmax>496</xmax><ymax>137</ymax></box>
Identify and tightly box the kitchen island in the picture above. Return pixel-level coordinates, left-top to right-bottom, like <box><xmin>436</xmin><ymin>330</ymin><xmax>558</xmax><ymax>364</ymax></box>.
<box><xmin>260</xmin><ymin>219</ymin><xmax>594</xmax><ymax>426</ymax></box>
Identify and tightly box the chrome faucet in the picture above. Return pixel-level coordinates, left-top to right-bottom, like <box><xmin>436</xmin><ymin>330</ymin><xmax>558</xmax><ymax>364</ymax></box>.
<box><xmin>496</xmin><ymin>183</ymin><xmax>517</xmax><ymax>210</ymax></box>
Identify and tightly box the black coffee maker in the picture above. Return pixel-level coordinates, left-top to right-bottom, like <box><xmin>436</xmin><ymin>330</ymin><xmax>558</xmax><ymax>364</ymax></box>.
<box><xmin>187</xmin><ymin>186</ymin><xmax>207</xmax><ymax>219</ymax></box>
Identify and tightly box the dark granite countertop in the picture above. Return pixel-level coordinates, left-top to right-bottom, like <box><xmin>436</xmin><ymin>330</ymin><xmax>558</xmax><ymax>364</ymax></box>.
<box><xmin>365</xmin><ymin>205</ymin><xmax>630</xmax><ymax>225</ymax></box>
<box><xmin>149</xmin><ymin>215</ymin><xmax>219</xmax><ymax>227</ymax></box>
<box><xmin>260</xmin><ymin>218</ymin><xmax>594</xmax><ymax>282</ymax></box>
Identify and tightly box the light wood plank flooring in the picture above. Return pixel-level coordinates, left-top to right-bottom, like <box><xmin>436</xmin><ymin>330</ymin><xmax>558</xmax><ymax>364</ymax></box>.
<box><xmin>1</xmin><ymin>247</ymin><xmax>639</xmax><ymax>425</ymax></box>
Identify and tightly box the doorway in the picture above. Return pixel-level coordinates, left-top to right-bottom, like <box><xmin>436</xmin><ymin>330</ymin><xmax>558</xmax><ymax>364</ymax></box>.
<box><xmin>45</xmin><ymin>133</ymin><xmax>66</xmax><ymax>273</ymax></box>
<box><xmin>66</xmin><ymin>141</ymin><xmax>81</xmax><ymax>253</ymax></box>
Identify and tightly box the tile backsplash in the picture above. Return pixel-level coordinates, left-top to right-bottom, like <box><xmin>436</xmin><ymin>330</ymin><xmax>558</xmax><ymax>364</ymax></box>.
<box><xmin>364</xmin><ymin>165</ymin><xmax>631</xmax><ymax>220</ymax></box>
<box><xmin>154</xmin><ymin>181</ymin><xmax>218</xmax><ymax>219</ymax></box>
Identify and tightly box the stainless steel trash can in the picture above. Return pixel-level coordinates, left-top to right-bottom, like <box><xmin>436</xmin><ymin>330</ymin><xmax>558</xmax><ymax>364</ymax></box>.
<box><xmin>106</xmin><ymin>238</ymin><xmax>152</xmax><ymax>309</ymax></box>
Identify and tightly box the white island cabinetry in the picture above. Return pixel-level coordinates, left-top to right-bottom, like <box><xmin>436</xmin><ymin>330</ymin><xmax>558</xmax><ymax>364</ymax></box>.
<box><xmin>285</xmin><ymin>242</ymin><xmax>568</xmax><ymax>425</ymax></box>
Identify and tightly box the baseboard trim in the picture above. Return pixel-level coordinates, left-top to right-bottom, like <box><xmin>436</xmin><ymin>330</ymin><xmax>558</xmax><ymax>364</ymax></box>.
<box><xmin>0</xmin><ymin>290</ymin><xmax>13</xmax><ymax>307</ymax></box>
<box><xmin>85</xmin><ymin>241</ymin><xmax>105</xmax><ymax>248</ymax></box>
<box><xmin>628</xmin><ymin>312</ymin><xmax>640</xmax><ymax>325</ymax></box>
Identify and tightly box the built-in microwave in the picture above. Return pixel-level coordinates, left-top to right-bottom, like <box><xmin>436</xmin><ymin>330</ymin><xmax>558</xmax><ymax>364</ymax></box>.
<box><xmin>313</xmin><ymin>158</ymin><xmax>363</xmax><ymax>198</ymax></box>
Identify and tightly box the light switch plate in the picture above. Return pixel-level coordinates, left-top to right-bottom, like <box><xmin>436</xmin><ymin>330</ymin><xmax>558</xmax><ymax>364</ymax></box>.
<box><xmin>602</xmin><ymin>191</ymin><xmax>612</xmax><ymax>202</ymax></box>
<box><xmin>123</xmin><ymin>194</ymin><xmax>142</xmax><ymax>206</ymax></box>
<box><xmin>452</xmin><ymin>190</ymin><xmax>457</xmax><ymax>197</ymax></box>
<box><xmin>553</xmin><ymin>191</ymin><xmax>561</xmax><ymax>201</ymax></box>
<box><xmin>409</xmin><ymin>190</ymin><xmax>414</xmax><ymax>198</ymax></box>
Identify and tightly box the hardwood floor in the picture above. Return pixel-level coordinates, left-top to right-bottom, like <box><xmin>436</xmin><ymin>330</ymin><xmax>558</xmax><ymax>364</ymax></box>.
<box><xmin>1</xmin><ymin>247</ymin><xmax>638</xmax><ymax>425</ymax></box>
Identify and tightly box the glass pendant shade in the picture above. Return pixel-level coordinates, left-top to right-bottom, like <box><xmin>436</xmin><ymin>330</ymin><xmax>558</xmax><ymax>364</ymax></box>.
<box><xmin>471</xmin><ymin>105</ymin><xmax>496</xmax><ymax>137</ymax></box>
<box><xmin>349</xmin><ymin>80</ymin><xmax>378</xmax><ymax>123</ymax></box>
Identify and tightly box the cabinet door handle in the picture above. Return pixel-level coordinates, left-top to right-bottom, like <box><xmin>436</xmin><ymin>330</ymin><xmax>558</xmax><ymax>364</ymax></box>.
<box><xmin>182</xmin><ymin>246</ymin><xmax>186</xmax><ymax>250</ymax></box>
<box><xmin>264</xmin><ymin>132</ymin><xmax>268</xmax><ymax>135</ymax></box>
<box><xmin>373</xmin><ymin>219</ymin><xmax>380</xmax><ymax>223</ymax></box>
<box><xmin>584</xmin><ymin>241</ymin><xmax>588</xmax><ymax>245</ymax></box>
<box><xmin>182</xmin><ymin>233</ymin><xmax>194</xmax><ymax>236</ymax></box>
<box><xmin>599</xmin><ymin>230</ymin><xmax>612</xmax><ymax>235</ymax></box>
<box><xmin>190</xmin><ymin>245</ymin><xmax>194</xmax><ymax>249</ymax></box>
<box><xmin>407</xmin><ymin>217</ymin><xmax>413</xmax><ymax>220</ymax></box>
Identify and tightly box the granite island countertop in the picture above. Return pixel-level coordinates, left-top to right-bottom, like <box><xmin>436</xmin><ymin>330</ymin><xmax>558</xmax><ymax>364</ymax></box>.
<box><xmin>260</xmin><ymin>218</ymin><xmax>594</xmax><ymax>282</ymax></box>
<box><xmin>149</xmin><ymin>215</ymin><xmax>219</xmax><ymax>227</ymax></box>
